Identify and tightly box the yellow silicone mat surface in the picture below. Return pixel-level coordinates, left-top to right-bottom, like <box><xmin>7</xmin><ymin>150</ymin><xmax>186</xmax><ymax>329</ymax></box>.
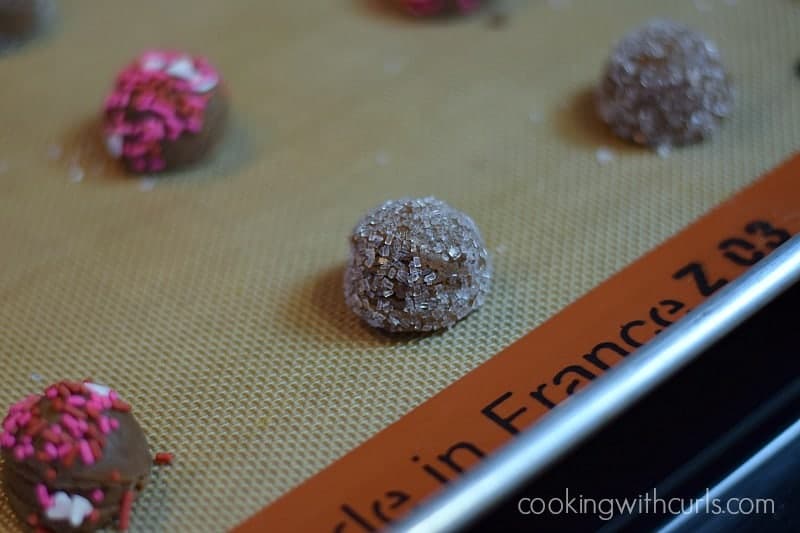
<box><xmin>1</xmin><ymin>0</ymin><xmax>799</xmax><ymax>531</ymax></box>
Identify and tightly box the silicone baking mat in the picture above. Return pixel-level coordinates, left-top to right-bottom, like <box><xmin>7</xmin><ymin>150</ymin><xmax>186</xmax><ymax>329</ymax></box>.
<box><xmin>1</xmin><ymin>0</ymin><xmax>799</xmax><ymax>531</ymax></box>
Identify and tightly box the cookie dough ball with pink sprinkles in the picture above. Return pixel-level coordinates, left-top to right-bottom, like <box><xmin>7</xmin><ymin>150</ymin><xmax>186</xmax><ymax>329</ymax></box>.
<box><xmin>1</xmin><ymin>381</ymin><xmax>151</xmax><ymax>532</ymax></box>
<box><xmin>399</xmin><ymin>0</ymin><xmax>487</xmax><ymax>18</ymax></box>
<box><xmin>103</xmin><ymin>50</ymin><xmax>228</xmax><ymax>174</ymax></box>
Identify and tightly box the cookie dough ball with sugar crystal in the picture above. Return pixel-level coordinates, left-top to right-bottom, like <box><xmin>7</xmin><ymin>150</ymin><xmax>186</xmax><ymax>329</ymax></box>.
<box><xmin>1</xmin><ymin>381</ymin><xmax>151</xmax><ymax>532</ymax></box>
<box><xmin>596</xmin><ymin>19</ymin><xmax>733</xmax><ymax>148</ymax></box>
<box><xmin>103</xmin><ymin>49</ymin><xmax>228</xmax><ymax>174</ymax></box>
<box><xmin>345</xmin><ymin>197</ymin><xmax>492</xmax><ymax>333</ymax></box>
<box><xmin>399</xmin><ymin>0</ymin><xmax>487</xmax><ymax>17</ymax></box>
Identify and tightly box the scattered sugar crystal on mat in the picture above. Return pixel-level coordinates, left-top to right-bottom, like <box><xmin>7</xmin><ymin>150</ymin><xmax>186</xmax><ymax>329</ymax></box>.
<box><xmin>139</xmin><ymin>178</ymin><xmax>156</xmax><ymax>192</ymax></box>
<box><xmin>383</xmin><ymin>58</ymin><xmax>408</xmax><ymax>76</ymax></box>
<box><xmin>656</xmin><ymin>145</ymin><xmax>672</xmax><ymax>159</ymax></box>
<box><xmin>528</xmin><ymin>111</ymin><xmax>543</xmax><ymax>124</ymax></box>
<box><xmin>344</xmin><ymin>197</ymin><xmax>492</xmax><ymax>333</ymax></box>
<box><xmin>30</xmin><ymin>373</ymin><xmax>43</xmax><ymax>383</ymax></box>
<box><xmin>68</xmin><ymin>165</ymin><xmax>84</xmax><ymax>183</ymax></box>
<box><xmin>595</xmin><ymin>147</ymin><xmax>615</xmax><ymax>165</ymax></box>
<box><xmin>375</xmin><ymin>151</ymin><xmax>390</xmax><ymax>167</ymax></box>
<box><xmin>595</xmin><ymin>19</ymin><xmax>733</xmax><ymax>148</ymax></box>
<box><xmin>46</xmin><ymin>144</ymin><xmax>62</xmax><ymax>160</ymax></box>
<box><xmin>693</xmin><ymin>0</ymin><xmax>712</xmax><ymax>12</ymax></box>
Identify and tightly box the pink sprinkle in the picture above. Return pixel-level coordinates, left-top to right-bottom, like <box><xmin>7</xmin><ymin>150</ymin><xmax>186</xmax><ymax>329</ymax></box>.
<box><xmin>149</xmin><ymin>100</ymin><xmax>174</xmax><ymax>118</ymax></box>
<box><xmin>3</xmin><ymin>416</ymin><xmax>18</xmax><ymax>433</ymax></box>
<box><xmin>36</xmin><ymin>484</ymin><xmax>52</xmax><ymax>508</ymax></box>
<box><xmin>13</xmin><ymin>446</ymin><xmax>26</xmax><ymax>461</ymax></box>
<box><xmin>17</xmin><ymin>412</ymin><xmax>31</xmax><ymax>426</ymax></box>
<box><xmin>79</xmin><ymin>440</ymin><xmax>95</xmax><ymax>465</ymax></box>
<box><xmin>98</xmin><ymin>417</ymin><xmax>111</xmax><ymax>434</ymax></box>
<box><xmin>133</xmin><ymin>92</ymin><xmax>156</xmax><ymax>111</ymax></box>
<box><xmin>24</xmin><ymin>444</ymin><xmax>34</xmax><ymax>456</ymax></box>
<box><xmin>68</xmin><ymin>396</ymin><xmax>86</xmax><ymax>407</ymax></box>
<box><xmin>50</xmin><ymin>424</ymin><xmax>62</xmax><ymax>435</ymax></box>
<box><xmin>21</xmin><ymin>435</ymin><xmax>32</xmax><ymax>444</ymax></box>
<box><xmin>44</xmin><ymin>442</ymin><xmax>58</xmax><ymax>460</ymax></box>
<box><xmin>61</xmin><ymin>414</ymin><xmax>80</xmax><ymax>436</ymax></box>
<box><xmin>91</xmin><ymin>489</ymin><xmax>104</xmax><ymax>503</ymax></box>
<box><xmin>109</xmin><ymin>418</ymin><xmax>120</xmax><ymax>430</ymax></box>
<box><xmin>46</xmin><ymin>387</ymin><xmax>58</xmax><ymax>399</ymax></box>
<box><xmin>78</xmin><ymin>419</ymin><xmax>89</xmax><ymax>433</ymax></box>
<box><xmin>132</xmin><ymin>158</ymin><xmax>147</xmax><ymax>173</ymax></box>
<box><xmin>1</xmin><ymin>433</ymin><xmax>15</xmax><ymax>448</ymax></box>
<box><xmin>186</xmin><ymin>116</ymin><xmax>203</xmax><ymax>134</ymax></box>
<box><xmin>57</xmin><ymin>443</ymin><xmax>71</xmax><ymax>457</ymax></box>
<box><xmin>123</xmin><ymin>142</ymin><xmax>149</xmax><ymax>158</ymax></box>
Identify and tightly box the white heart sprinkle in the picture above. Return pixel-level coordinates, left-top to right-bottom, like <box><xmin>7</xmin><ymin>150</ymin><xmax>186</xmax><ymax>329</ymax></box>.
<box><xmin>166</xmin><ymin>57</ymin><xmax>197</xmax><ymax>80</ymax></box>
<box><xmin>45</xmin><ymin>492</ymin><xmax>94</xmax><ymax>527</ymax></box>
<box><xmin>45</xmin><ymin>492</ymin><xmax>72</xmax><ymax>521</ymax></box>
<box><xmin>85</xmin><ymin>382</ymin><xmax>111</xmax><ymax>397</ymax></box>
<box><xmin>191</xmin><ymin>75</ymin><xmax>218</xmax><ymax>93</ymax></box>
<box><xmin>141</xmin><ymin>55</ymin><xmax>166</xmax><ymax>72</ymax></box>
<box><xmin>69</xmin><ymin>495</ymin><xmax>93</xmax><ymax>527</ymax></box>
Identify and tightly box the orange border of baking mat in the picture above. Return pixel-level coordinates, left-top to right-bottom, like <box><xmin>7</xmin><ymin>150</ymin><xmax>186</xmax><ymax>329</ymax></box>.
<box><xmin>235</xmin><ymin>153</ymin><xmax>800</xmax><ymax>532</ymax></box>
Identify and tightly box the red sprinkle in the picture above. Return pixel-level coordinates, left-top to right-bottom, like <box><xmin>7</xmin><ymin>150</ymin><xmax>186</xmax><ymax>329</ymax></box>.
<box><xmin>26</xmin><ymin>513</ymin><xmax>38</xmax><ymax>526</ymax></box>
<box><xmin>57</xmin><ymin>384</ymin><xmax>71</xmax><ymax>399</ymax></box>
<box><xmin>45</xmin><ymin>468</ymin><xmax>57</xmax><ymax>481</ymax></box>
<box><xmin>86</xmin><ymin>425</ymin><xmax>101</xmax><ymax>440</ymax></box>
<box><xmin>119</xmin><ymin>490</ymin><xmax>134</xmax><ymax>531</ymax></box>
<box><xmin>89</xmin><ymin>509</ymin><xmax>101</xmax><ymax>523</ymax></box>
<box><xmin>89</xmin><ymin>439</ymin><xmax>103</xmax><ymax>460</ymax></box>
<box><xmin>63</xmin><ymin>404</ymin><xmax>88</xmax><ymax>420</ymax></box>
<box><xmin>86</xmin><ymin>404</ymin><xmax>101</xmax><ymax>419</ymax></box>
<box><xmin>154</xmin><ymin>452</ymin><xmax>174</xmax><ymax>466</ymax></box>
<box><xmin>111</xmin><ymin>400</ymin><xmax>131</xmax><ymax>412</ymax></box>
<box><xmin>110</xmin><ymin>469</ymin><xmax>121</xmax><ymax>482</ymax></box>
<box><xmin>25</xmin><ymin>419</ymin><xmax>47</xmax><ymax>437</ymax></box>
<box><xmin>41</xmin><ymin>429</ymin><xmax>63</xmax><ymax>444</ymax></box>
<box><xmin>62</xmin><ymin>446</ymin><xmax>78</xmax><ymax>468</ymax></box>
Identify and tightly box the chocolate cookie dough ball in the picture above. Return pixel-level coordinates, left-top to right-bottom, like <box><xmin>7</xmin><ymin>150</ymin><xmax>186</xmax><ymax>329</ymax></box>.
<box><xmin>399</xmin><ymin>0</ymin><xmax>487</xmax><ymax>17</ymax></box>
<box><xmin>345</xmin><ymin>197</ymin><xmax>492</xmax><ymax>333</ymax></box>
<box><xmin>103</xmin><ymin>50</ymin><xmax>228</xmax><ymax>174</ymax></box>
<box><xmin>1</xmin><ymin>381</ymin><xmax>151</xmax><ymax>532</ymax></box>
<box><xmin>596</xmin><ymin>19</ymin><xmax>733</xmax><ymax>148</ymax></box>
<box><xmin>0</xmin><ymin>0</ymin><xmax>54</xmax><ymax>48</ymax></box>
